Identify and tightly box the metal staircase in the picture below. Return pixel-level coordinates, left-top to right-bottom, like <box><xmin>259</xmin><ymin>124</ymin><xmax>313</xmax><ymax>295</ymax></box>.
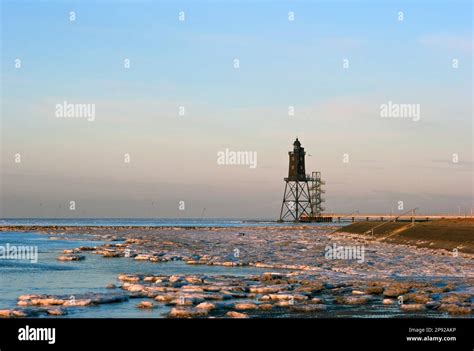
<box><xmin>309</xmin><ymin>171</ymin><xmax>325</xmax><ymax>217</ymax></box>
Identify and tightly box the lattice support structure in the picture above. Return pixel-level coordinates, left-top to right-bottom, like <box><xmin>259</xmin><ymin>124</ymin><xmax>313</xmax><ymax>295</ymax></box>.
<box><xmin>279</xmin><ymin>180</ymin><xmax>313</xmax><ymax>222</ymax></box>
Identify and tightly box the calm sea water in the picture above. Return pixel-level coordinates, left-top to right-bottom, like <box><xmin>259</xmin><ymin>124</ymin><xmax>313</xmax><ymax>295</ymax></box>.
<box><xmin>0</xmin><ymin>231</ymin><xmax>272</xmax><ymax>318</ymax></box>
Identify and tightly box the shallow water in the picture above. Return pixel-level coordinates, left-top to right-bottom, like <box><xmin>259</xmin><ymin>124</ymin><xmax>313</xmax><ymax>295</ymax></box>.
<box><xmin>0</xmin><ymin>230</ymin><xmax>471</xmax><ymax>318</ymax></box>
<box><xmin>0</xmin><ymin>232</ymin><xmax>269</xmax><ymax>318</ymax></box>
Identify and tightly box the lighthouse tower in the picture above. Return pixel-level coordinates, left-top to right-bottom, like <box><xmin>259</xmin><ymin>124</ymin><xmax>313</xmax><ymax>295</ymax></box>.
<box><xmin>278</xmin><ymin>138</ymin><xmax>314</xmax><ymax>222</ymax></box>
<box><xmin>278</xmin><ymin>138</ymin><xmax>327</xmax><ymax>222</ymax></box>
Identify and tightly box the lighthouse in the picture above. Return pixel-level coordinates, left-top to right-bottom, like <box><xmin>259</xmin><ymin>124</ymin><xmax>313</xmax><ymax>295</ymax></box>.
<box><xmin>279</xmin><ymin>138</ymin><xmax>327</xmax><ymax>222</ymax></box>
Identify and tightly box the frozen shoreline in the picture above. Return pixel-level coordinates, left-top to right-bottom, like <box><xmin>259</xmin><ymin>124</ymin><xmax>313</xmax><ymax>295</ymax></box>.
<box><xmin>0</xmin><ymin>225</ymin><xmax>472</xmax><ymax>277</ymax></box>
<box><xmin>0</xmin><ymin>226</ymin><xmax>472</xmax><ymax>318</ymax></box>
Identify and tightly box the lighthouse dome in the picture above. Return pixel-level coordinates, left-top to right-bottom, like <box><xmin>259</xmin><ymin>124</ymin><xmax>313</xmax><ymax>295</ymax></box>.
<box><xmin>293</xmin><ymin>138</ymin><xmax>301</xmax><ymax>150</ymax></box>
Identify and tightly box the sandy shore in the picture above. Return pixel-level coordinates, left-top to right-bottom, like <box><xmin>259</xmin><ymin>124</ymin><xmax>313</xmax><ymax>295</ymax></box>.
<box><xmin>0</xmin><ymin>225</ymin><xmax>472</xmax><ymax>318</ymax></box>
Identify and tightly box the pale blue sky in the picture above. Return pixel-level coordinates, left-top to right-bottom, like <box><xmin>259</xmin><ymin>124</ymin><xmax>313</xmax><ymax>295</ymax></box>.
<box><xmin>1</xmin><ymin>0</ymin><xmax>472</xmax><ymax>218</ymax></box>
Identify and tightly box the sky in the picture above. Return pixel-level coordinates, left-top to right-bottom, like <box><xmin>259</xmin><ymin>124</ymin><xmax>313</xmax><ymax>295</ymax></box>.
<box><xmin>0</xmin><ymin>0</ymin><xmax>472</xmax><ymax>219</ymax></box>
